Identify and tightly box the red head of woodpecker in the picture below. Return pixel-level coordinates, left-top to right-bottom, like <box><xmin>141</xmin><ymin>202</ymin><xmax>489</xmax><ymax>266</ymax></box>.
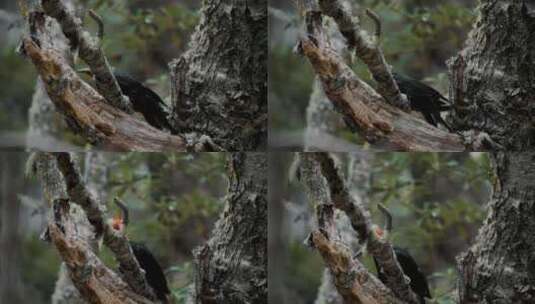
<box><xmin>110</xmin><ymin>198</ymin><xmax>129</xmax><ymax>232</ymax></box>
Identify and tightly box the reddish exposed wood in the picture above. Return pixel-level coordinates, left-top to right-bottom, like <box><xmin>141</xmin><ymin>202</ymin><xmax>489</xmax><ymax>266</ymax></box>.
<box><xmin>22</xmin><ymin>39</ymin><xmax>187</xmax><ymax>151</ymax></box>
<box><xmin>299</xmin><ymin>35</ymin><xmax>465</xmax><ymax>151</ymax></box>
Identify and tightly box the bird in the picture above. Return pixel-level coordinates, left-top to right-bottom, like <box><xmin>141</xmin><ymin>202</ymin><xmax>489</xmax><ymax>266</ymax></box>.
<box><xmin>130</xmin><ymin>242</ymin><xmax>171</xmax><ymax>304</ymax></box>
<box><xmin>79</xmin><ymin>69</ymin><xmax>174</xmax><ymax>132</ymax></box>
<box><xmin>372</xmin><ymin>223</ymin><xmax>431</xmax><ymax>304</ymax></box>
<box><xmin>392</xmin><ymin>72</ymin><xmax>452</xmax><ymax>131</ymax></box>
<box><xmin>111</xmin><ymin>199</ymin><xmax>171</xmax><ymax>303</ymax></box>
<box><xmin>373</xmin><ymin>247</ymin><xmax>432</xmax><ymax>304</ymax></box>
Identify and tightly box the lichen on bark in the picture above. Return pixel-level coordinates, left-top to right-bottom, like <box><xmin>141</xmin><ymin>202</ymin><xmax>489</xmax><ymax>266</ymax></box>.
<box><xmin>170</xmin><ymin>0</ymin><xmax>267</xmax><ymax>151</ymax></box>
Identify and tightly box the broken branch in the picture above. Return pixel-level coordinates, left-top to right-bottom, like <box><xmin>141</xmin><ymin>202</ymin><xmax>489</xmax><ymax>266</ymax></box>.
<box><xmin>41</xmin><ymin>0</ymin><xmax>131</xmax><ymax>112</ymax></box>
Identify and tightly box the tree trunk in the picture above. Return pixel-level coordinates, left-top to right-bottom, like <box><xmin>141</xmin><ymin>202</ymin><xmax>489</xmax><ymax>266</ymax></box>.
<box><xmin>30</xmin><ymin>153</ymin><xmax>107</xmax><ymax>304</ymax></box>
<box><xmin>313</xmin><ymin>153</ymin><xmax>372</xmax><ymax>304</ymax></box>
<box><xmin>193</xmin><ymin>153</ymin><xmax>267</xmax><ymax>303</ymax></box>
<box><xmin>0</xmin><ymin>153</ymin><xmax>25</xmax><ymax>303</ymax></box>
<box><xmin>458</xmin><ymin>152</ymin><xmax>535</xmax><ymax>303</ymax></box>
<box><xmin>170</xmin><ymin>0</ymin><xmax>267</xmax><ymax>151</ymax></box>
<box><xmin>26</xmin><ymin>0</ymin><xmax>78</xmax><ymax>150</ymax></box>
<box><xmin>304</xmin><ymin>2</ymin><xmax>362</xmax><ymax>152</ymax></box>
<box><xmin>268</xmin><ymin>153</ymin><xmax>289</xmax><ymax>303</ymax></box>
<box><xmin>448</xmin><ymin>1</ymin><xmax>535</xmax><ymax>150</ymax></box>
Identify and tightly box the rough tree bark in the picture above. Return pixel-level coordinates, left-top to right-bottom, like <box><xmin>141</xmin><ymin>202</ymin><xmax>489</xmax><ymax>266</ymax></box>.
<box><xmin>448</xmin><ymin>1</ymin><xmax>535</xmax><ymax>150</ymax></box>
<box><xmin>170</xmin><ymin>0</ymin><xmax>267</xmax><ymax>151</ymax></box>
<box><xmin>0</xmin><ymin>153</ymin><xmax>25</xmax><ymax>303</ymax></box>
<box><xmin>299</xmin><ymin>0</ymin><xmax>535</xmax><ymax>151</ymax></box>
<box><xmin>29</xmin><ymin>152</ymin><xmax>93</xmax><ymax>304</ymax></box>
<box><xmin>314</xmin><ymin>153</ymin><xmax>373</xmax><ymax>304</ymax></box>
<box><xmin>30</xmin><ymin>152</ymin><xmax>157</xmax><ymax>304</ymax></box>
<box><xmin>298</xmin><ymin>153</ymin><xmax>414</xmax><ymax>304</ymax></box>
<box><xmin>25</xmin><ymin>0</ymin><xmax>81</xmax><ymax>150</ymax></box>
<box><xmin>458</xmin><ymin>152</ymin><xmax>535</xmax><ymax>303</ymax></box>
<box><xmin>193</xmin><ymin>153</ymin><xmax>267</xmax><ymax>303</ymax></box>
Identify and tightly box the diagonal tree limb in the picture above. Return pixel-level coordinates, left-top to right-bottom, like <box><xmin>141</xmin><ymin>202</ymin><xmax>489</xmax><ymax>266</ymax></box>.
<box><xmin>53</xmin><ymin>152</ymin><xmax>156</xmax><ymax>301</ymax></box>
<box><xmin>317</xmin><ymin>0</ymin><xmax>408</xmax><ymax>110</ymax></box>
<box><xmin>301</xmin><ymin>153</ymin><xmax>420</xmax><ymax>304</ymax></box>
<box><xmin>21</xmin><ymin>37</ymin><xmax>187</xmax><ymax>151</ymax></box>
<box><xmin>297</xmin><ymin>7</ymin><xmax>465</xmax><ymax>151</ymax></box>
<box><xmin>299</xmin><ymin>153</ymin><xmax>412</xmax><ymax>303</ymax></box>
<box><xmin>310</xmin><ymin>230</ymin><xmax>406</xmax><ymax>304</ymax></box>
<box><xmin>41</xmin><ymin>0</ymin><xmax>132</xmax><ymax>113</ymax></box>
<box><xmin>48</xmin><ymin>198</ymin><xmax>153</xmax><ymax>304</ymax></box>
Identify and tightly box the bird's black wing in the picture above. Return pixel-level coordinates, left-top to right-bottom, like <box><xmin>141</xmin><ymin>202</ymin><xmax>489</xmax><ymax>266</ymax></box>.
<box><xmin>393</xmin><ymin>72</ymin><xmax>452</xmax><ymax>129</ymax></box>
<box><xmin>394</xmin><ymin>247</ymin><xmax>432</xmax><ymax>302</ymax></box>
<box><xmin>115</xmin><ymin>74</ymin><xmax>173</xmax><ymax>131</ymax></box>
<box><xmin>374</xmin><ymin>247</ymin><xmax>431</xmax><ymax>304</ymax></box>
<box><xmin>373</xmin><ymin>256</ymin><xmax>387</xmax><ymax>282</ymax></box>
<box><xmin>130</xmin><ymin>242</ymin><xmax>170</xmax><ymax>302</ymax></box>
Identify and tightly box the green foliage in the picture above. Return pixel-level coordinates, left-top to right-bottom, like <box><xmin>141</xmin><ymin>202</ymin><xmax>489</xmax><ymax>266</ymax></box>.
<box><xmin>93</xmin><ymin>153</ymin><xmax>226</xmax><ymax>303</ymax></box>
<box><xmin>167</xmin><ymin>262</ymin><xmax>193</xmax><ymax>304</ymax></box>
<box><xmin>21</xmin><ymin>235</ymin><xmax>61</xmax><ymax>303</ymax></box>
<box><xmin>286</xmin><ymin>153</ymin><xmax>490</xmax><ymax>302</ymax></box>
<box><xmin>85</xmin><ymin>0</ymin><xmax>198</xmax><ymax>75</ymax></box>
<box><xmin>287</xmin><ymin>241</ymin><xmax>324</xmax><ymax>303</ymax></box>
<box><xmin>269</xmin><ymin>45</ymin><xmax>314</xmax><ymax>131</ymax></box>
<box><xmin>368</xmin><ymin>153</ymin><xmax>489</xmax><ymax>297</ymax></box>
<box><xmin>105</xmin><ymin>152</ymin><xmax>226</xmax><ymax>243</ymax></box>
<box><xmin>157</xmin><ymin>190</ymin><xmax>221</xmax><ymax>228</ymax></box>
<box><xmin>0</xmin><ymin>48</ymin><xmax>37</xmax><ymax>130</ymax></box>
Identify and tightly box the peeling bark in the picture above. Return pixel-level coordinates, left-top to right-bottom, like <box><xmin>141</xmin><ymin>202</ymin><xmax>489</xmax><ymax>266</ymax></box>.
<box><xmin>458</xmin><ymin>152</ymin><xmax>535</xmax><ymax>303</ymax></box>
<box><xmin>30</xmin><ymin>153</ymin><xmax>89</xmax><ymax>303</ymax></box>
<box><xmin>48</xmin><ymin>198</ymin><xmax>152</xmax><ymax>304</ymax></box>
<box><xmin>170</xmin><ymin>0</ymin><xmax>267</xmax><ymax>151</ymax></box>
<box><xmin>298</xmin><ymin>153</ymin><xmax>410</xmax><ymax>304</ymax></box>
<box><xmin>193</xmin><ymin>153</ymin><xmax>267</xmax><ymax>303</ymax></box>
<box><xmin>21</xmin><ymin>36</ymin><xmax>187</xmax><ymax>151</ymax></box>
<box><xmin>26</xmin><ymin>0</ymin><xmax>77</xmax><ymax>149</ymax></box>
<box><xmin>31</xmin><ymin>153</ymin><xmax>156</xmax><ymax>303</ymax></box>
<box><xmin>298</xmin><ymin>6</ymin><xmax>465</xmax><ymax>151</ymax></box>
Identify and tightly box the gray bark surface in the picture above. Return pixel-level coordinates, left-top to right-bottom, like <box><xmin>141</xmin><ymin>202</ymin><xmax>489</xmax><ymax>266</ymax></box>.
<box><xmin>26</xmin><ymin>0</ymin><xmax>75</xmax><ymax>148</ymax></box>
<box><xmin>29</xmin><ymin>153</ymin><xmax>109</xmax><ymax>304</ymax></box>
<box><xmin>30</xmin><ymin>153</ymin><xmax>85</xmax><ymax>304</ymax></box>
<box><xmin>170</xmin><ymin>1</ymin><xmax>267</xmax><ymax>151</ymax></box>
<box><xmin>458</xmin><ymin>152</ymin><xmax>535</xmax><ymax>303</ymax></box>
<box><xmin>449</xmin><ymin>1</ymin><xmax>535</xmax><ymax>150</ymax></box>
<box><xmin>193</xmin><ymin>153</ymin><xmax>267</xmax><ymax>303</ymax></box>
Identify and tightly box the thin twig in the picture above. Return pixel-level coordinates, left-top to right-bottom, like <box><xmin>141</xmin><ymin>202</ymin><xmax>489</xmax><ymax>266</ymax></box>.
<box><xmin>377</xmin><ymin>203</ymin><xmax>392</xmax><ymax>236</ymax></box>
<box><xmin>88</xmin><ymin>9</ymin><xmax>104</xmax><ymax>41</ymax></box>
<box><xmin>365</xmin><ymin>8</ymin><xmax>381</xmax><ymax>46</ymax></box>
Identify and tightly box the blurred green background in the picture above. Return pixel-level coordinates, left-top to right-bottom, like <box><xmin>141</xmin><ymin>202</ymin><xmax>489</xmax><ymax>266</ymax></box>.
<box><xmin>270</xmin><ymin>152</ymin><xmax>491</xmax><ymax>303</ymax></box>
<box><xmin>0</xmin><ymin>152</ymin><xmax>227</xmax><ymax>303</ymax></box>
<box><xmin>269</xmin><ymin>0</ymin><xmax>477</xmax><ymax>149</ymax></box>
<box><xmin>0</xmin><ymin>0</ymin><xmax>199</xmax><ymax>142</ymax></box>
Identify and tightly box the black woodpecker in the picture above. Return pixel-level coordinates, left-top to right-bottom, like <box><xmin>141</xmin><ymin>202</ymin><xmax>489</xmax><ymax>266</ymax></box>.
<box><xmin>392</xmin><ymin>72</ymin><xmax>452</xmax><ymax>131</ymax></box>
<box><xmin>80</xmin><ymin>70</ymin><xmax>174</xmax><ymax>132</ymax></box>
<box><xmin>373</xmin><ymin>245</ymin><xmax>432</xmax><ymax>304</ymax></box>
<box><xmin>371</xmin><ymin>205</ymin><xmax>431</xmax><ymax>304</ymax></box>
<box><xmin>111</xmin><ymin>200</ymin><xmax>171</xmax><ymax>303</ymax></box>
<box><xmin>130</xmin><ymin>242</ymin><xmax>171</xmax><ymax>303</ymax></box>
